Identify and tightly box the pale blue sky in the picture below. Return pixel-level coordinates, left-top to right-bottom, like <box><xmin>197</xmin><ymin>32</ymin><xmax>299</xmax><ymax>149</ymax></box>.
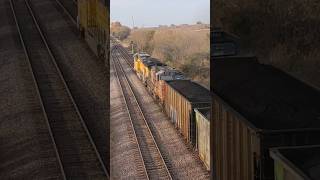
<box><xmin>111</xmin><ymin>0</ymin><xmax>210</xmax><ymax>28</ymax></box>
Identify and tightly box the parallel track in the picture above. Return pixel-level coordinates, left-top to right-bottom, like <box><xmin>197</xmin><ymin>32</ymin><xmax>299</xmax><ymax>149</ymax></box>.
<box><xmin>114</xmin><ymin>42</ymin><xmax>176</xmax><ymax>179</ymax></box>
<box><xmin>10</xmin><ymin>0</ymin><xmax>108</xmax><ymax>179</ymax></box>
<box><xmin>118</xmin><ymin>45</ymin><xmax>134</xmax><ymax>67</ymax></box>
<box><xmin>110</xmin><ymin>37</ymin><xmax>134</xmax><ymax>67</ymax></box>
<box><xmin>111</xmin><ymin>55</ymin><xmax>149</xmax><ymax>180</ymax></box>
<box><xmin>112</xmin><ymin>48</ymin><xmax>172</xmax><ymax>179</ymax></box>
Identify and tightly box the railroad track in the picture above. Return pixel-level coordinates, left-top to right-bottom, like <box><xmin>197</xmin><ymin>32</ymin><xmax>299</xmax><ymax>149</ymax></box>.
<box><xmin>110</xmin><ymin>56</ymin><xmax>149</xmax><ymax>180</ymax></box>
<box><xmin>113</xmin><ymin>41</ymin><xmax>134</xmax><ymax>67</ymax></box>
<box><xmin>112</xmin><ymin>48</ymin><xmax>172</xmax><ymax>179</ymax></box>
<box><xmin>110</xmin><ymin>37</ymin><xmax>132</xmax><ymax>63</ymax></box>
<box><xmin>117</xmin><ymin>45</ymin><xmax>133</xmax><ymax>66</ymax></box>
<box><xmin>10</xmin><ymin>0</ymin><xmax>108</xmax><ymax>179</ymax></box>
<box><xmin>114</xmin><ymin>43</ymin><xmax>177</xmax><ymax>179</ymax></box>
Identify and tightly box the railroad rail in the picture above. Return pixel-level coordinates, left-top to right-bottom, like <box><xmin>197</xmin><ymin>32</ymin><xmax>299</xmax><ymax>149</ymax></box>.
<box><xmin>10</xmin><ymin>0</ymin><xmax>108</xmax><ymax>179</ymax></box>
<box><xmin>110</xmin><ymin>37</ymin><xmax>134</xmax><ymax>67</ymax></box>
<box><xmin>118</xmin><ymin>45</ymin><xmax>134</xmax><ymax>67</ymax></box>
<box><xmin>111</xmin><ymin>55</ymin><xmax>149</xmax><ymax>180</ymax></box>
<box><xmin>112</xmin><ymin>48</ymin><xmax>172</xmax><ymax>179</ymax></box>
<box><xmin>54</xmin><ymin>0</ymin><xmax>77</xmax><ymax>25</ymax></box>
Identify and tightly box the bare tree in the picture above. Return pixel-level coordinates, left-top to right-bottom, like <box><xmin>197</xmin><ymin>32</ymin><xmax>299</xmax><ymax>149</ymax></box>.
<box><xmin>111</xmin><ymin>22</ymin><xmax>131</xmax><ymax>40</ymax></box>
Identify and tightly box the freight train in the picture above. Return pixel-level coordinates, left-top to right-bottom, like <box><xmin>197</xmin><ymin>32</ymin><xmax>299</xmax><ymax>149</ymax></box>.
<box><xmin>270</xmin><ymin>145</ymin><xmax>320</xmax><ymax>180</ymax></box>
<box><xmin>133</xmin><ymin>49</ymin><xmax>320</xmax><ymax>180</ymax></box>
<box><xmin>211</xmin><ymin>56</ymin><xmax>320</xmax><ymax>180</ymax></box>
<box><xmin>133</xmin><ymin>51</ymin><xmax>211</xmax><ymax>169</ymax></box>
<box><xmin>211</xmin><ymin>29</ymin><xmax>238</xmax><ymax>57</ymax></box>
<box><xmin>78</xmin><ymin>0</ymin><xmax>109</xmax><ymax>60</ymax></box>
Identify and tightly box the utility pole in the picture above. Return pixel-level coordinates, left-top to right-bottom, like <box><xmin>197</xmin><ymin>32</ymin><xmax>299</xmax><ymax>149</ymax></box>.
<box><xmin>130</xmin><ymin>41</ymin><xmax>134</xmax><ymax>54</ymax></box>
<box><xmin>131</xmin><ymin>16</ymin><xmax>135</xmax><ymax>54</ymax></box>
<box><xmin>132</xmin><ymin>16</ymin><xmax>135</xmax><ymax>29</ymax></box>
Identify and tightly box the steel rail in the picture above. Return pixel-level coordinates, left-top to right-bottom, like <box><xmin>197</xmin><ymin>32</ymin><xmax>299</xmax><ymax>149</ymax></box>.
<box><xmin>26</xmin><ymin>0</ymin><xmax>109</xmax><ymax>177</ymax></box>
<box><xmin>117</xmin><ymin>43</ymin><xmax>205</xmax><ymax>180</ymax></box>
<box><xmin>9</xmin><ymin>0</ymin><xmax>67</xmax><ymax>179</ymax></box>
<box><xmin>111</xmin><ymin>51</ymin><xmax>149</xmax><ymax>180</ymax></box>
<box><xmin>117</xmin><ymin>45</ymin><xmax>134</xmax><ymax>67</ymax></box>
<box><xmin>12</xmin><ymin>0</ymin><xmax>109</xmax><ymax>178</ymax></box>
<box><xmin>112</xmin><ymin>48</ymin><xmax>172</xmax><ymax>179</ymax></box>
<box><xmin>54</xmin><ymin>0</ymin><xmax>77</xmax><ymax>25</ymax></box>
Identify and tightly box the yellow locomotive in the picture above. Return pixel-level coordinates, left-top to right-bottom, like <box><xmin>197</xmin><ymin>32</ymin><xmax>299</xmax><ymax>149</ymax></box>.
<box><xmin>133</xmin><ymin>52</ymin><xmax>151</xmax><ymax>79</ymax></box>
<box><xmin>78</xmin><ymin>0</ymin><xmax>109</xmax><ymax>60</ymax></box>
